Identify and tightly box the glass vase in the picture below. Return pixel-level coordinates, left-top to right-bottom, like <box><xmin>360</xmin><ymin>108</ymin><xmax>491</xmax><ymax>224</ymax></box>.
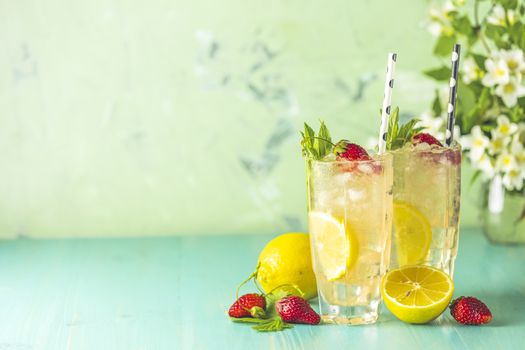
<box><xmin>481</xmin><ymin>175</ymin><xmax>525</xmax><ymax>244</ymax></box>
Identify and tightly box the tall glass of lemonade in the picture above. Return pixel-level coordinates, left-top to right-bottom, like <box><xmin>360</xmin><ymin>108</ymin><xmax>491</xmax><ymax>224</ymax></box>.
<box><xmin>305</xmin><ymin>139</ymin><xmax>393</xmax><ymax>325</ymax></box>
<box><xmin>390</xmin><ymin>141</ymin><xmax>461</xmax><ymax>277</ymax></box>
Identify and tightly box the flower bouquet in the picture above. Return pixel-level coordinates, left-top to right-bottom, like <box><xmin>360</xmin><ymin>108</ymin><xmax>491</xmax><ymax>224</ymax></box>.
<box><xmin>422</xmin><ymin>0</ymin><xmax>525</xmax><ymax>243</ymax></box>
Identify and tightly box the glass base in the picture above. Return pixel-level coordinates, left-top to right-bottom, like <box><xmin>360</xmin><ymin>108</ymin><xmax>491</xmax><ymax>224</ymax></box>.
<box><xmin>319</xmin><ymin>300</ymin><xmax>380</xmax><ymax>325</ymax></box>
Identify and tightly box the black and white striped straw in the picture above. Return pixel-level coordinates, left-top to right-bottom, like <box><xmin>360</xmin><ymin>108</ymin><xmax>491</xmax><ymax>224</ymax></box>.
<box><xmin>378</xmin><ymin>52</ymin><xmax>397</xmax><ymax>154</ymax></box>
<box><xmin>445</xmin><ymin>44</ymin><xmax>461</xmax><ymax>146</ymax></box>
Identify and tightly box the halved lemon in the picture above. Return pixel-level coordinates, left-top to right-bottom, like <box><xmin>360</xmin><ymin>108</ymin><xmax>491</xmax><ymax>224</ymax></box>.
<box><xmin>393</xmin><ymin>201</ymin><xmax>432</xmax><ymax>266</ymax></box>
<box><xmin>308</xmin><ymin>212</ymin><xmax>358</xmax><ymax>281</ymax></box>
<box><xmin>381</xmin><ymin>265</ymin><xmax>454</xmax><ymax>324</ymax></box>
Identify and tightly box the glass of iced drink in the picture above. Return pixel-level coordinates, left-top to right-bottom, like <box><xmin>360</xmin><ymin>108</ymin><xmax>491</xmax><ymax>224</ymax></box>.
<box><xmin>305</xmin><ymin>144</ymin><xmax>393</xmax><ymax>325</ymax></box>
<box><xmin>390</xmin><ymin>141</ymin><xmax>461</xmax><ymax>277</ymax></box>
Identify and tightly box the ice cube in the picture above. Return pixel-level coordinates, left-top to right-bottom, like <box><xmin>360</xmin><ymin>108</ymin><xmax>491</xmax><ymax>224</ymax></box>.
<box><xmin>414</xmin><ymin>142</ymin><xmax>431</xmax><ymax>151</ymax></box>
<box><xmin>357</xmin><ymin>164</ymin><xmax>373</xmax><ymax>174</ymax></box>
<box><xmin>347</xmin><ymin>188</ymin><xmax>365</xmax><ymax>201</ymax></box>
<box><xmin>334</xmin><ymin>171</ymin><xmax>353</xmax><ymax>185</ymax></box>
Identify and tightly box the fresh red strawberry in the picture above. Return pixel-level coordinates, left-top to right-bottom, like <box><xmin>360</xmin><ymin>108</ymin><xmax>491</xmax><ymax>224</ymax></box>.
<box><xmin>228</xmin><ymin>293</ymin><xmax>266</xmax><ymax>318</ymax></box>
<box><xmin>450</xmin><ymin>296</ymin><xmax>492</xmax><ymax>325</ymax></box>
<box><xmin>333</xmin><ymin>140</ymin><xmax>371</xmax><ymax>161</ymax></box>
<box><xmin>412</xmin><ymin>133</ymin><xmax>443</xmax><ymax>146</ymax></box>
<box><xmin>275</xmin><ymin>296</ymin><xmax>320</xmax><ymax>325</ymax></box>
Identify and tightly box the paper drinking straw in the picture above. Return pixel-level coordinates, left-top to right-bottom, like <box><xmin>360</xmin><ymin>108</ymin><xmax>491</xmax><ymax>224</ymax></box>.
<box><xmin>446</xmin><ymin>44</ymin><xmax>461</xmax><ymax>146</ymax></box>
<box><xmin>378</xmin><ymin>53</ymin><xmax>397</xmax><ymax>154</ymax></box>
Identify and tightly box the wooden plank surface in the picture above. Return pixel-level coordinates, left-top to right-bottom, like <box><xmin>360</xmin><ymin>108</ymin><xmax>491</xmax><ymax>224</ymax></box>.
<box><xmin>0</xmin><ymin>229</ymin><xmax>523</xmax><ymax>350</ymax></box>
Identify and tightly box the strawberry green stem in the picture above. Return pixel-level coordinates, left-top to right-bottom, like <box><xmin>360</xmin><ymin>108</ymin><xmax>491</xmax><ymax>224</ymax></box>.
<box><xmin>266</xmin><ymin>283</ymin><xmax>305</xmax><ymax>298</ymax></box>
<box><xmin>252</xmin><ymin>276</ymin><xmax>265</xmax><ymax>295</ymax></box>
<box><xmin>235</xmin><ymin>263</ymin><xmax>265</xmax><ymax>301</ymax></box>
<box><xmin>235</xmin><ymin>270</ymin><xmax>258</xmax><ymax>300</ymax></box>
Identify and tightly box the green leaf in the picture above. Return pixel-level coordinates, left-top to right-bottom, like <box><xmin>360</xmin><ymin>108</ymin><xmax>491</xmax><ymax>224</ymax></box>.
<box><xmin>499</xmin><ymin>0</ymin><xmax>518</xmax><ymax>10</ymax></box>
<box><xmin>469</xmin><ymin>170</ymin><xmax>482</xmax><ymax>187</ymax></box>
<box><xmin>386</xmin><ymin>107</ymin><xmax>399</xmax><ymax>151</ymax></box>
<box><xmin>301</xmin><ymin>123</ymin><xmax>318</xmax><ymax>159</ymax></box>
<box><xmin>451</xmin><ymin>15</ymin><xmax>473</xmax><ymax>36</ymax></box>
<box><xmin>433</xmin><ymin>34</ymin><xmax>457</xmax><ymax>57</ymax></box>
<box><xmin>316</xmin><ymin>120</ymin><xmax>332</xmax><ymax>158</ymax></box>
<box><xmin>456</xmin><ymin>81</ymin><xmax>478</xmax><ymax>132</ymax></box>
<box><xmin>479</xmin><ymin>87</ymin><xmax>491</xmax><ymax>111</ymax></box>
<box><xmin>457</xmin><ymin>85</ymin><xmax>492</xmax><ymax>134</ymax></box>
<box><xmin>471</xmin><ymin>54</ymin><xmax>487</xmax><ymax>69</ymax></box>
<box><xmin>252</xmin><ymin>318</ymin><xmax>293</xmax><ymax>332</ymax></box>
<box><xmin>485</xmin><ymin>24</ymin><xmax>505</xmax><ymax>39</ymax></box>
<box><xmin>485</xmin><ymin>24</ymin><xmax>510</xmax><ymax>49</ymax></box>
<box><xmin>431</xmin><ymin>89</ymin><xmax>443</xmax><ymax>117</ymax></box>
<box><xmin>230</xmin><ymin>317</ymin><xmax>267</xmax><ymax>324</ymax></box>
<box><xmin>423</xmin><ymin>66</ymin><xmax>451</xmax><ymax>81</ymax></box>
<box><xmin>480</xmin><ymin>124</ymin><xmax>494</xmax><ymax>132</ymax></box>
<box><xmin>509</xmin><ymin>105</ymin><xmax>524</xmax><ymax>123</ymax></box>
<box><xmin>300</xmin><ymin>121</ymin><xmax>333</xmax><ymax>160</ymax></box>
<box><xmin>509</xmin><ymin>21</ymin><xmax>524</xmax><ymax>45</ymax></box>
<box><xmin>521</xmin><ymin>26</ymin><xmax>525</xmax><ymax>50</ymax></box>
<box><xmin>385</xmin><ymin>107</ymin><xmax>423</xmax><ymax>151</ymax></box>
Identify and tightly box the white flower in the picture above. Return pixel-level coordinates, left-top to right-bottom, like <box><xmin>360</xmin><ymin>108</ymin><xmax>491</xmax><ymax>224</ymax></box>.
<box><xmin>495</xmin><ymin>78</ymin><xmax>525</xmax><ymax>107</ymax></box>
<box><xmin>496</xmin><ymin>152</ymin><xmax>518</xmax><ymax>172</ymax></box>
<box><xmin>511</xmin><ymin>137</ymin><xmax>525</xmax><ymax>171</ymax></box>
<box><xmin>427</xmin><ymin>1</ymin><xmax>455</xmax><ymax>37</ymax></box>
<box><xmin>462</xmin><ymin>57</ymin><xmax>483</xmax><ymax>84</ymax></box>
<box><xmin>493</xmin><ymin>115</ymin><xmax>518</xmax><ymax>139</ymax></box>
<box><xmin>497</xmin><ymin>49</ymin><xmax>525</xmax><ymax>75</ymax></box>
<box><xmin>502</xmin><ymin>169</ymin><xmax>524</xmax><ymax>191</ymax></box>
<box><xmin>488</xmin><ymin>134</ymin><xmax>511</xmax><ymax>155</ymax></box>
<box><xmin>417</xmin><ymin>112</ymin><xmax>444</xmax><ymax>136</ymax></box>
<box><xmin>428</xmin><ymin>22</ymin><xmax>443</xmax><ymax>37</ymax></box>
<box><xmin>487</xmin><ymin>5</ymin><xmax>516</xmax><ymax>27</ymax></box>
<box><xmin>474</xmin><ymin>152</ymin><xmax>496</xmax><ymax>179</ymax></box>
<box><xmin>461</xmin><ymin>126</ymin><xmax>490</xmax><ymax>160</ymax></box>
<box><xmin>482</xmin><ymin>58</ymin><xmax>510</xmax><ymax>87</ymax></box>
<box><xmin>366</xmin><ymin>136</ymin><xmax>378</xmax><ymax>150</ymax></box>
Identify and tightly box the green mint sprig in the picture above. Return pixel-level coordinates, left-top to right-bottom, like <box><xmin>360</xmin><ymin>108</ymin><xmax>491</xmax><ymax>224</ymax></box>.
<box><xmin>386</xmin><ymin>107</ymin><xmax>424</xmax><ymax>151</ymax></box>
<box><xmin>301</xmin><ymin>121</ymin><xmax>333</xmax><ymax>160</ymax></box>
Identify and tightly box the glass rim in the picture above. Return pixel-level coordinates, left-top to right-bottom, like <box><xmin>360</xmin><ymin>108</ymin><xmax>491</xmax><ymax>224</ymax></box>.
<box><xmin>305</xmin><ymin>152</ymin><xmax>392</xmax><ymax>165</ymax></box>
<box><xmin>389</xmin><ymin>141</ymin><xmax>462</xmax><ymax>155</ymax></box>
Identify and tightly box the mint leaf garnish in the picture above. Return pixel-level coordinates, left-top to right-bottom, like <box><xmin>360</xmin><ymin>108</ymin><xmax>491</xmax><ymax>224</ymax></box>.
<box><xmin>386</xmin><ymin>107</ymin><xmax>424</xmax><ymax>151</ymax></box>
<box><xmin>252</xmin><ymin>318</ymin><xmax>292</xmax><ymax>332</ymax></box>
<box><xmin>301</xmin><ymin>121</ymin><xmax>334</xmax><ymax>160</ymax></box>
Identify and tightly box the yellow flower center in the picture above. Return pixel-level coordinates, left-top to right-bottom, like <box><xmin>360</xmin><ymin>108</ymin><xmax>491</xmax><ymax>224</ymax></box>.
<box><xmin>499</xmin><ymin>124</ymin><xmax>510</xmax><ymax>134</ymax></box>
<box><xmin>509</xmin><ymin>169</ymin><xmax>519</xmax><ymax>178</ymax></box>
<box><xmin>495</xmin><ymin>68</ymin><xmax>506</xmax><ymax>77</ymax></box>
<box><xmin>508</xmin><ymin>59</ymin><xmax>518</xmax><ymax>70</ymax></box>
<box><xmin>503</xmin><ymin>83</ymin><xmax>516</xmax><ymax>94</ymax></box>
<box><xmin>474</xmin><ymin>139</ymin><xmax>485</xmax><ymax>147</ymax></box>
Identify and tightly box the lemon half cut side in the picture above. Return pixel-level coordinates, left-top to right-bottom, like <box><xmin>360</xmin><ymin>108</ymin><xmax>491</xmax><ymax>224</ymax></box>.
<box><xmin>381</xmin><ymin>265</ymin><xmax>454</xmax><ymax>324</ymax></box>
<box><xmin>393</xmin><ymin>201</ymin><xmax>432</xmax><ymax>266</ymax></box>
<box><xmin>308</xmin><ymin>212</ymin><xmax>358</xmax><ymax>281</ymax></box>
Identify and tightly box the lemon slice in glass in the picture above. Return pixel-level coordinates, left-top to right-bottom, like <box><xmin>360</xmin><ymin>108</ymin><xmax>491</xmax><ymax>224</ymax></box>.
<box><xmin>308</xmin><ymin>212</ymin><xmax>358</xmax><ymax>281</ymax></box>
<box><xmin>381</xmin><ymin>265</ymin><xmax>454</xmax><ymax>324</ymax></box>
<box><xmin>393</xmin><ymin>201</ymin><xmax>432</xmax><ymax>266</ymax></box>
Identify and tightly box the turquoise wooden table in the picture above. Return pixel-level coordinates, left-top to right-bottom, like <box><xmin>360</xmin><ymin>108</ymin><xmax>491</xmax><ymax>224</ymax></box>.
<box><xmin>0</xmin><ymin>228</ymin><xmax>523</xmax><ymax>350</ymax></box>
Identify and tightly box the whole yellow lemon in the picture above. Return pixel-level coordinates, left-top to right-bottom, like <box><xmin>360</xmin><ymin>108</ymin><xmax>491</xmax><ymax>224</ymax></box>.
<box><xmin>256</xmin><ymin>232</ymin><xmax>317</xmax><ymax>299</ymax></box>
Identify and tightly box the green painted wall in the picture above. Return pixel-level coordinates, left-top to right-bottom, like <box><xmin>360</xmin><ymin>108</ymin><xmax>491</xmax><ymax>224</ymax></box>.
<box><xmin>0</xmin><ymin>0</ymin><xmax>480</xmax><ymax>237</ymax></box>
